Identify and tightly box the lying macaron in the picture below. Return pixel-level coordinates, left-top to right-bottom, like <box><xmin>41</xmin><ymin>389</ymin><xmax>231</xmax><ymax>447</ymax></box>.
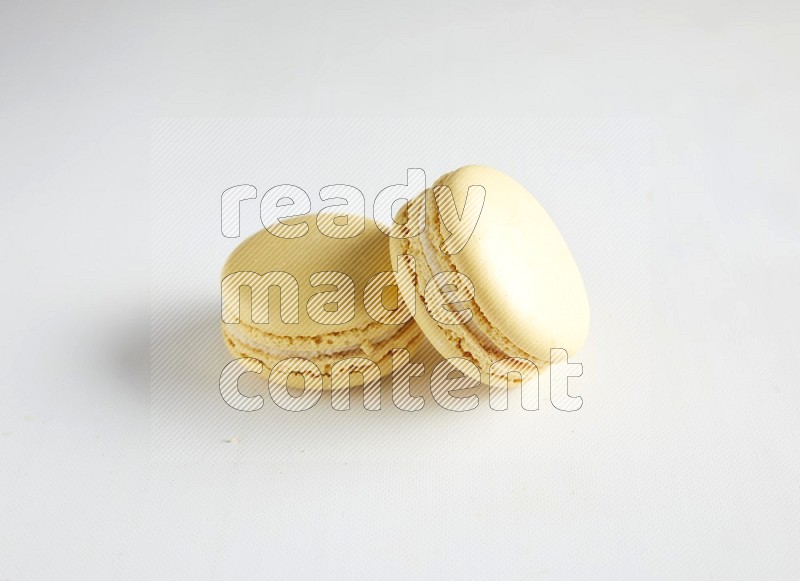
<box><xmin>390</xmin><ymin>165</ymin><xmax>590</xmax><ymax>382</ymax></box>
<box><xmin>221</xmin><ymin>216</ymin><xmax>425</xmax><ymax>387</ymax></box>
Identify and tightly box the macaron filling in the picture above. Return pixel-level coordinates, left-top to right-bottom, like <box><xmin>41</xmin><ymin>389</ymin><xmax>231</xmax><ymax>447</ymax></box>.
<box><xmin>223</xmin><ymin>317</ymin><xmax>421</xmax><ymax>372</ymax></box>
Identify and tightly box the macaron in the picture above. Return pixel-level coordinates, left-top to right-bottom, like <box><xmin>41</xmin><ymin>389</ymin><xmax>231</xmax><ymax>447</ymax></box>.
<box><xmin>390</xmin><ymin>165</ymin><xmax>590</xmax><ymax>381</ymax></box>
<box><xmin>221</xmin><ymin>216</ymin><xmax>425</xmax><ymax>387</ymax></box>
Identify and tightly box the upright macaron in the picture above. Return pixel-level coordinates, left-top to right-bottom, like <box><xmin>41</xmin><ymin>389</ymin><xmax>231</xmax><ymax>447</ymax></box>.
<box><xmin>221</xmin><ymin>216</ymin><xmax>424</xmax><ymax>386</ymax></box>
<box><xmin>390</xmin><ymin>165</ymin><xmax>590</xmax><ymax>380</ymax></box>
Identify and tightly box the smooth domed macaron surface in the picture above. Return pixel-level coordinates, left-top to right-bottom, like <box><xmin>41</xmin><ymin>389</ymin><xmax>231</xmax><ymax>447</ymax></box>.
<box><xmin>391</xmin><ymin>165</ymin><xmax>590</xmax><ymax>371</ymax></box>
<box><xmin>222</xmin><ymin>216</ymin><xmax>394</xmax><ymax>335</ymax></box>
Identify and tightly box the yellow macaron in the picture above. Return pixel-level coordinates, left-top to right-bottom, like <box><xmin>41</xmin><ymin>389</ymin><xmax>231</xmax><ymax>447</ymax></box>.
<box><xmin>221</xmin><ymin>216</ymin><xmax>424</xmax><ymax>386</ymax></box>
<box><xmin>390</xmin><ymin>165</ymin><xmax>590</xmax><ymax>381</ymax></box>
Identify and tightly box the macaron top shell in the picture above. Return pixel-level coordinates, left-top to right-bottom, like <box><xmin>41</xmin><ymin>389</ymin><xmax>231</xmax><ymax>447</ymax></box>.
<box><xmin>222</xmin><ymin>216</ymin><xmax>393</xmax><ymax>337</ymax></box>
<box><xmin>428</xmin><ymin>165</ymin><xmax>590</xmax><ymax>360</ymax></box>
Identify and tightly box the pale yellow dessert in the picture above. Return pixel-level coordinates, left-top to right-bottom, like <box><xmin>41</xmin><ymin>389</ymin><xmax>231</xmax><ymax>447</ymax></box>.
<box><xmin>221</xmin><ymin>217</ymin><xmax>424</xmax><ymax>386</ymax></box>
<box><xmin>391</xmin><ymin>165</ymin><xmax>590</xmax><ymax>381</ymax></box>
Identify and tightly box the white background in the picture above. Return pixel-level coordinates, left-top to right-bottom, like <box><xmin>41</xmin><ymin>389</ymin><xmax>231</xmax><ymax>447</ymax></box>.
<box><xmin>1</xmin><ymin>1</ymin><xmax>799</xmax><ymax>579</ymax></box>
